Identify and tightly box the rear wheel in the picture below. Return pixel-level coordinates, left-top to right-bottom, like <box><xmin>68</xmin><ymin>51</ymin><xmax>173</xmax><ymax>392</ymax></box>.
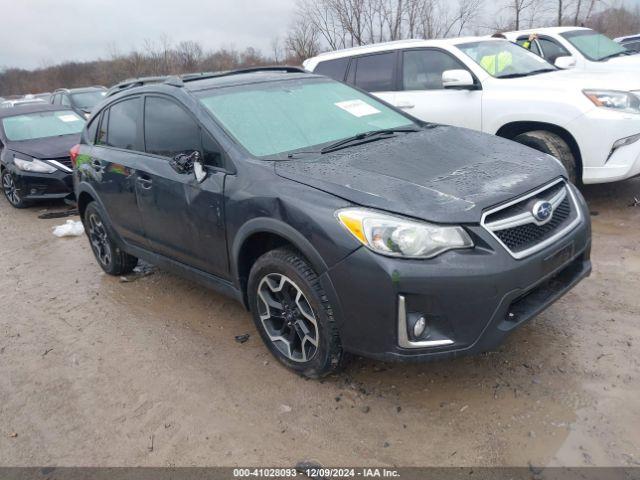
<box><xmin>513</xmin><ymin>130</ymin><xmax>578</xmax><ymax>184</ymax></box>
<box><xmin>2</xmin><ymin>169</ymin><xmax>28</xmax><ymax>208</ymax></box>
<box><xmin>84</xmin><ymin>202</ymin><xmax>138</xmax><ymax>275</ymax></box>
<box><xmin>248</xmin><ymin>247</ymin><xmax>344</xmax><ymax>378</ymax></box>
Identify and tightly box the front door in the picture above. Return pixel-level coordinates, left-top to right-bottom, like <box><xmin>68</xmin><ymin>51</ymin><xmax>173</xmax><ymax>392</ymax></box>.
<box><xmin>392</xmin><ymin>48</ymin><xmax>483</xmax><ymax>131</ymax></box>
<box><xmin>134</xmin><ymin>95</ymin><xmax>228</xmax><ymax>278</ymax></box>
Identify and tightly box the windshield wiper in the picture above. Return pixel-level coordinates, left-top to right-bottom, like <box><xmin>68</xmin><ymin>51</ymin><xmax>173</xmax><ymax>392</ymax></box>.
<box><xmin>498</xmin><ymin>68</ymin><xmax>556</xmax><ymax>79</ymax></box>
<box><xmin>319</xmin><ymin>127</ymin><xmax>420</xmax><ymax>154</ymax></box>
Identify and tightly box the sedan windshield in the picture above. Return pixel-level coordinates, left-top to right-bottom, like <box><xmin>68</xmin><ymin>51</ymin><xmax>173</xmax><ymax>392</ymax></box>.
<box><xmin>71</xmin><ymin>90</ymin><xmax>106</xmax><ymax>110</ymax></box>
<box><xmin>197</xmin><ymin>78</ymin><xmax>415</xmax><ymax>157</ymax></box>
<box><xmin>2</xmin><ymin>111</ymin><xmax>85</xmax><ymax>141</ymax></box>
<box><xmin>457</xmin><ymin>40</ymin><xmax>556</xmax><ymax>78</ymax></box>
<box><xmin>561</xmin><ymin>29</ymin><xmax>629</xmax><ymax>61</ymax></box>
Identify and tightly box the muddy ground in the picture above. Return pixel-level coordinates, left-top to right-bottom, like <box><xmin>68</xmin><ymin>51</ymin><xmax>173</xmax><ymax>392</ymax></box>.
<box><xmin>0</xmin><ymin>179</ymin><xmax>638</xmax><ymax>468</ymax></box>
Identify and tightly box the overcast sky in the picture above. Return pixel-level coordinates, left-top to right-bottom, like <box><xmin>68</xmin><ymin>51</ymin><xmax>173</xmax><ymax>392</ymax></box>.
<box><xmin>0</xmin><ymin>0</ymin><xmax>296</xmax><ymax>70</ymax></box>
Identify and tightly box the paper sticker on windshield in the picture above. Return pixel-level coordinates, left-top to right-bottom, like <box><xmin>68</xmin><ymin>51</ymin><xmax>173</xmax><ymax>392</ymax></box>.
<box><xmin>58</xmin><ymin>114</ymin><xmax>79</xmax><ymax>122</ymax></box>
<box><xmin>335</xmin><ymin>100</ymin><xmax>381</xmax><ymax>117</ymax></box>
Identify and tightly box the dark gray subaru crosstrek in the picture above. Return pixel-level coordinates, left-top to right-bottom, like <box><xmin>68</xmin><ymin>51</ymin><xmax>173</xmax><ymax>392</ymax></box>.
<box><xmin>73</xmin><ymin>67</ymin><xmax>591</xmax><ymax>378</ymax></box>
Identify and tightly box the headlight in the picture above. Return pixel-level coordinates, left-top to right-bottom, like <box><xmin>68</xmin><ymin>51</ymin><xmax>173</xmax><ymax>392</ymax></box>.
<box><xmin>337</xmin><ymin>208</ymin><xmax>473</xmax><ymax>258</ymax></box>
<box><xmin>13</xmin><ymin>157</ymin><xmax>57</xmax><ymax>174</ymax></box>
<box><xmin>583</xmin><ymin>90</ymin><xmax>640</xmax><ymax>113</ymax></box>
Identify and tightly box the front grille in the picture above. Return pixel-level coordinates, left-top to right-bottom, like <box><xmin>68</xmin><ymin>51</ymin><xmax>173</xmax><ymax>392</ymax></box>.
<box><xmin>482</xmin><ymin>179</ymin><xmax>581</xmax><ymax>259</ymax></box>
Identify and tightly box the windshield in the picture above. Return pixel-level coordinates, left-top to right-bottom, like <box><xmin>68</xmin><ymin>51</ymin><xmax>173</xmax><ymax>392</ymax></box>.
<box><xmin>71</xmin><ymin>90</ymin><xmax>106</xmax><ymax>110</ymax></box>
<box><xmin>2</xmin><ymin>110</ymin><xmax>85</xmax><ymax>141</ymax></box>
<box><xmin>561</xmin><ymin>29</ymin><xmax>628</xmax><ymax>61</ymax></box>
<box><xmin>457</xmin><ymin>40</ymin><xmax>556</xmax><ymax>78</ymax></box>
<box><xmin>197</xmin><ymin>78</ymin><xmax>415</xmax><ymax>157</ymax></box>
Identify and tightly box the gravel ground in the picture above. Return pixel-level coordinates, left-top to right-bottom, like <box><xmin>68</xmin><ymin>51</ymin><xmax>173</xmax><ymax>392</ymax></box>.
<box><xmin>0</xmin><ymin>179</ymin><xmax>638</xmax><ymax>467</ymax></box>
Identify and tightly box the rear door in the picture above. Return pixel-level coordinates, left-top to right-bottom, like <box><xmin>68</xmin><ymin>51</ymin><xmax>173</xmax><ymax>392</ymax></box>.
<box><xmin>135</xmin><ymin>95</ymin><xmax>228</xmax><ymax>277</ymax></box>
<box><xmin>394</xmin><ymin>48</ymin><xmax>482</xmax><ymax>130</ymax></box>
<box><xmin>87</xmin><ymin>97</ymin><xmax>147</xmax><ymax>247</ymax></box>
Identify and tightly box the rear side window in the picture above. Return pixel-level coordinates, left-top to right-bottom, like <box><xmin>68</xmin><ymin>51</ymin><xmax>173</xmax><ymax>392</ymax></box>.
<box><xmin>402</xmin><ymin>49</ymin><xmax>469</xmax><ymax>90</ymax></box>
<box><xmin>107</xmin><ymin>98</ymin><xmax>141</xmax><ymax>150</ymax></box>
<box><xmin>85</xmin><ymin>115</ymin><xmax>99</xmax><ymax>144</ymax></box>
<box><xmin>353</xmin><ymin>53</ymin><xmax>396</xmax><ymax>91</ymax></box>
<box><xmin>144</xmin><ymin>96</ymin><xmax>200</xmax><ymax>158</ymax></box>
<box><xmin>314</xmin><ymin>58</ymin><xmax>350</xmax><ymax>81</ymax></box>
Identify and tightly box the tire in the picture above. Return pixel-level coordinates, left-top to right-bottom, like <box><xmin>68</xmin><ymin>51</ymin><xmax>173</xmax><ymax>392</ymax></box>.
<box><xmin>2</xmin><ymin>169</ymin><xmax>29</xmax><ymax>209</ymax></box>
<box><xmin>84</xmin><ymin>202</ymin><xmax>138</xmax><ymax>276</ymax></box>
<box><xmin>513</xmin><ymin>130</ymin><xmax>579</xmax><ymax>184</ymax></box>
<box><xmin>247</xmin><ymin>247</ymin><xmax>344</xmax><ymax>378</ymax></box>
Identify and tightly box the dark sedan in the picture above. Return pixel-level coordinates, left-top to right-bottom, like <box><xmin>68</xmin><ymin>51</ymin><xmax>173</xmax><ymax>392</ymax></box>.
<box><xmin>0</xmin><ymin>104</ymin><xmax>84</xmax><ymax>208</ymax></box>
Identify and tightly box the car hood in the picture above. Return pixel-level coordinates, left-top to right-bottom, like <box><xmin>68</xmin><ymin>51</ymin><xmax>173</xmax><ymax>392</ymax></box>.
<box><xmin>7</xmin><ymin>134</ymin><xmax>80</xmax><ymax>159</ymax></box>
<box><xmin>601</xmin><ymin>54</ymin><xmax>640</xmax><ymax>70</ymax></box>
<box><xmin>506</xmin><ymin>68</ymin><xmax>640</xmax><ymax>91</ymax></box>
<box><xmin>275</xmin><ymin>126</ymin><xmax>565</xmax><ymax>224</ymax></box>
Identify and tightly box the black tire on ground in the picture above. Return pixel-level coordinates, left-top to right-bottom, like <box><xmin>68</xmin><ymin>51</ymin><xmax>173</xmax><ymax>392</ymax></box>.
<box><xmin>247</xmin><ymin>247</ymin><xmax>344</xmax><ymax>378</ymax></box>
<box><xmin>2</xmin><ymin>169</ymin><xmax>29</xmax><ymax>209</ymax></box>
<box><xmin>84</xmin><ymin>202</ymin><xmax>138</xmax><ymax>276</ymax></box>
<box><xmin>513</xmin><ymin>130</ymin><xmax>579</xmax><ymax>184</ymax></box>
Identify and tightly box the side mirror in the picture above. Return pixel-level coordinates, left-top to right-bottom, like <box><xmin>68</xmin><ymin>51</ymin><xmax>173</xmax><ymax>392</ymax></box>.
<box><xmin>442</xmin><ymin>69</ymin><xmax>476</xmax><ymax>89</ymax></box>
<box><xmin>554</xmin><ymin>56</ymin><xmax>576</xmax><ymax>69</ymax></box>
<box><xmin>193</xmin><ymin>152</ymin><xmax>207</xmax><ymax>183</ymax></box>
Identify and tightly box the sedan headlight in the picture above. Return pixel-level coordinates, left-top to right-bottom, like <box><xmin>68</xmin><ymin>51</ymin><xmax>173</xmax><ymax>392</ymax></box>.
<box><xmin>337</xmin><ymin>208</ymin><xmax>473</xmax><ymax>258</ymax></box>
<box><xmin>13</xmin><ymin>157</ymin><xmax>57</xmax><ymax>174</ymax></box>
<box><xmin>583</xmin><ymin>89</ymin><xmax>640</xmax><ymax>113</ymax></box>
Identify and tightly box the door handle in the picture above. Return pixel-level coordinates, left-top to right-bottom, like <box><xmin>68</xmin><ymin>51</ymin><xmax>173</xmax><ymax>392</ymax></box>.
<box><xmin>136</xmin><ymin>175</ymin><xmax>153</xmax><ymax>189</ymax></box>
<box><xmin>91</xmin><ymin>159</ymin><xmax>104</xmax><ymax>171</ymax></box>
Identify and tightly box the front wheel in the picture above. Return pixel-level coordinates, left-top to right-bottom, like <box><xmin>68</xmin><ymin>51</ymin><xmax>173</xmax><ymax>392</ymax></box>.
<box><xmin>247</xmin><ymin>247</ymin><xmax>344</xmax><ymax>378</ymax></box>
<box><xmin>84</xmin><ymin>202</ymin><xmax>138</xmax><ymax>275</ymax></box>
<box><xmin>2</xmin><ymin>169</ymin><xmax>28</xmax><ymax>208</ymax></box>
<box><xmin>513</xmin><ymin>130</ymin><xmax>579</xmax><ymax>184</ymax></box>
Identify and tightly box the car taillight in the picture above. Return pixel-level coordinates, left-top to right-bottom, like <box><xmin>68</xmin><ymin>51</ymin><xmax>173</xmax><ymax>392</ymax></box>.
<box><xmin>70</xmin><ymin>144</ymin><xmax>80</xmax><ymax>168</ymax></box>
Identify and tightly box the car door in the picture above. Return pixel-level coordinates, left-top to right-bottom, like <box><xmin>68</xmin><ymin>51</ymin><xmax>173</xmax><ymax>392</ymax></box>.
<box><xmin>347</xmin><ymin>51</ymin><xmax>399</xmax><ymax>106</ymax></box>
<box><xmin>394</xmin><ymin>48</ymin><xmax>482</xmax><ymax>130</ymax></box>
<box><xmin>135</xmin><ymin>95</ymin><xmax>228</xmax><ymax>277</ymax></box>
<box><xmin>87</xmin><ymin>97</ymin><xmax>147</xmax><ymax>247</ymax></box>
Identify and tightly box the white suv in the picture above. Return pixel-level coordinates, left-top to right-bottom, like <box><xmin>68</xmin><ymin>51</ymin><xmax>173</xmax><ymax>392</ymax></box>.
<box><xmin>504</xmin><ymin>27</ymin><xmax>640</xmax><ymax>72</ymax></box>
<box><xmin>304</xmin><ymin>38</ymin><xmax>640</xmax><ymax>184</ymax></box>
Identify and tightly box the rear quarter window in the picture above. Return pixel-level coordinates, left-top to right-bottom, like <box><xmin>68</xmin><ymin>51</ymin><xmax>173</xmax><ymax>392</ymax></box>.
<box><xmin>106</xmin><ymin>97</ymin><xmax>141</xmax><ymax>150</ymax></box>
<box><xmin>314</xmin><ymin>58</ymin><xmax>350</xmax><ymax>81</ymax></box>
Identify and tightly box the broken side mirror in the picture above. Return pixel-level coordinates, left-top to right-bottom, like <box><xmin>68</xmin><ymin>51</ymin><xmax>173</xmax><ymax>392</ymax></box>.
<box><xmin>193</xmin><ymin>151</ymin><xmax>207</xmax><ymax>183</ymax></box>
<box><xmin>170</xmin><ymin>151</ymin><xmax>199</xmax><ymax>175</ymax></box>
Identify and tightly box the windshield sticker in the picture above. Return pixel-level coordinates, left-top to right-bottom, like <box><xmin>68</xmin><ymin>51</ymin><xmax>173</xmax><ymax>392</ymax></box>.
<box><xmin>335</xmin><ymin>99</ymin><xmax>381</xmax><ymax>117</ymax></box>
<box><xmin>58</xmin><ymin>114</ymin><xmax>80</xmax><ymax>122</ymax></box>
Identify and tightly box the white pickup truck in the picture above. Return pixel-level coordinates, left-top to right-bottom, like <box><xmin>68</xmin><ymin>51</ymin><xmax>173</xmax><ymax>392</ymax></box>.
<box><xmin>504</xmin><ymin>27</ymin><xmax>640</xmax><ymax>72</ymax></box>
<box><xmin>304</xmin><ymin>37</ymin><xmax>640</xmax><ymax>184</ymax></box>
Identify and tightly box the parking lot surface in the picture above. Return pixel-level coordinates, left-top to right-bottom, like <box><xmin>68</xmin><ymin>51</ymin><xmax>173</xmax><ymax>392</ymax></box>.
<box><xmin>0</xmin><ymin>179</ymin><xmax>638</xmax><ymax>467</ymax></box>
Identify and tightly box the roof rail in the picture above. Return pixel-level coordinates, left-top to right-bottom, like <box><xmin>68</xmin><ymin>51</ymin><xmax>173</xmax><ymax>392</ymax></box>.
<box><xmin>106</xmin><ymin>66</ymin><xmax>306</xmax><ymax>97</ymax></box>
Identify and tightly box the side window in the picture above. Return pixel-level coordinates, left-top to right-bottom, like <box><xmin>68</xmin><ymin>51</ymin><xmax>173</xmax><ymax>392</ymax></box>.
<box><xmin>538</xmin><ymin>38</ymin><xmax>570</xmax><ymax>63</ymax></box>
<box><xmin>314</xmin><ymin>58</ymin><xmax>350</xmax><ymax>82</ymax></box>
<box><xmin>96</xmin><ymin>109</ymin><xmax>109</xmax><ymax>146</ymax></box>
<box><xmin>52</xmin><ymin>94</ymin><xmax>60</xmax><ymax>105</ymax></box>
<box><xmin>625</xmin><ymin>41</ymin><xmax>640</xmax><ymax>52</ymax></box>
<box><xmin>85</xmin><ymin>115</ymin><xmax>99</xmax><ymax>144</ymax></box>
<box><xmin>60</xmin><ymin>94</ymin><xmax>71</xmax><ymax>107</ymax></box>
<box><xmin>402</xmin><ymin>49</ymin><xmax>469</xmax><ymax>90</ymax></box>
<box><xmin>516</xmin><ymin>37</ymin><xmax>541</xmax><ymax>56</ymax></box>
<box><xmin>144</xmin><ymin>96</ymin><xmax>200</xmax><ymax>158</ymax></box>
<box><xmin>353</xmin><ymin>52</ymin><xmax>396</xmax><ymax>92</ymax></box>
<box><xmin>107</xmin><ymin>97</ymin><xmax>141</xmax><ymax>150</ymax></box>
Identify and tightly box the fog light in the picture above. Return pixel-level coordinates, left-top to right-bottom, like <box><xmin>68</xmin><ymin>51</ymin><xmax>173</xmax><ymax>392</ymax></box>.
<box><xmin>413</xmin><ymin>316</ymin><xmax>427</xmax><ymax>338</ymax></box>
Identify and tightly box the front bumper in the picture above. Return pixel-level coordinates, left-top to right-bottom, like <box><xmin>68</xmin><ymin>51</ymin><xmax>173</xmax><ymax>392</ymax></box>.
<box><xmin>325</xmin><ymin>188</ymin><xmax>591</xmax><ymax>361</ymax></box>
<box><xmin>9</xmin><ymin>166</ymin><xmax>74</xmax><ymax>201</ymax></box>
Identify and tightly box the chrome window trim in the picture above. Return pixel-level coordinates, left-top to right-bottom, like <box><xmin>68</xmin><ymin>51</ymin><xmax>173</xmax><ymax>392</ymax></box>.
<box><xmin>480</xmin><ymin>178</ymin><xmax>583</xmax><ymax>260</ymax></box>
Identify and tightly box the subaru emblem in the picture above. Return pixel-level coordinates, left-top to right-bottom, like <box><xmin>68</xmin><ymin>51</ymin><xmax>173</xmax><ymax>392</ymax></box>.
<box><xmin>532</xmin><ymin>200</ymin><xmax>553</xmax><ymax>223</ymax></box>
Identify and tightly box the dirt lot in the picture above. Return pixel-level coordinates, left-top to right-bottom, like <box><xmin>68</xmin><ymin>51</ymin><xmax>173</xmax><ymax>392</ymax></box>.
<box><xmin>0</xmin><ymin>179</ymin><xmax>638</xmax><ymax>468</ymax></box>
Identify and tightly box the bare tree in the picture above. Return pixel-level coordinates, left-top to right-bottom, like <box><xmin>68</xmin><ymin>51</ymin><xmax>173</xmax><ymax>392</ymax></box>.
<box><xmin>285</xmin><ymin>16</ymin><xmax>320</xmax><ymax>63</ymax></box>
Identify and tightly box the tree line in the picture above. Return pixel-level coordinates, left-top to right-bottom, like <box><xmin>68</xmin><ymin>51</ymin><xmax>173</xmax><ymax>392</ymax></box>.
<box><xmin>1</xmin><ymin>1</ymin><xmax>639</xmax><ymax>96</ymax></box>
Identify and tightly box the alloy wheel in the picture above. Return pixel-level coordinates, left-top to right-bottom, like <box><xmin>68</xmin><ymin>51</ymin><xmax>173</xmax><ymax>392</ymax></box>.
<box><xmin>256</xmin><ymin>273</ymin><xmax>319</xmax><ymax>363</ymax></box>
<box><xmin>2</xmin><ymin>172</ymin><xmax>21</xmax><ymax>206</ymax></box>
<box><xmin>88</xmin><ymin>213</ymin><xmax>112</xmax><ymax>267</ymax></box>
